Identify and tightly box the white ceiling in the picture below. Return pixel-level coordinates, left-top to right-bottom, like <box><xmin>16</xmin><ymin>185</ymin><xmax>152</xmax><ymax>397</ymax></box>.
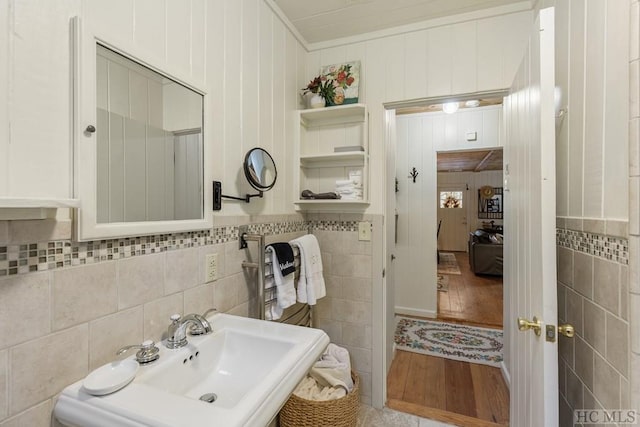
<box><xmin>274</xmin><ymin>0</ymin><xmax>529</xmax><ymax>44</ymax></box>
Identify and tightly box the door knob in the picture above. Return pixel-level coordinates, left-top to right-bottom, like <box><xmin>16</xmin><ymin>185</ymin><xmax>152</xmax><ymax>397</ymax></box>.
<box><xmin>517</xmin><ymin>316</ymin><xmax>542</xmax><ymax>336</ymax></box>
<box><xmin>558</xmin><ymin>324</ymin><xmax>575</xmax><ymax>338</ymax></box>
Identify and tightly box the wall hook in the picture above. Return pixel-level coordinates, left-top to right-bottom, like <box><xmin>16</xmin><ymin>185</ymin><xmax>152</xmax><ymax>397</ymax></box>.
<box><xmin>408</xmin><ymin>167</ymin><xmax>419</xmax><ymax>183</ymax></box>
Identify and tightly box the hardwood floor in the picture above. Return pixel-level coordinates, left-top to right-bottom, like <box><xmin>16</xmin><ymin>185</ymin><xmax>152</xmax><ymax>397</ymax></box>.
<box><xmin>437</xmin><ymin>251</ymin><xmax>503</xmax><ymax>328</ymax></box>
<box><xmin>387</xmin><ymin>351</ymin><xmax>509</xmax><ymax>426</ymax></box>
<box><xmin>388</xmin><ymin>255</ymin><xmax>507</xmax><ymax>425</ymax></box>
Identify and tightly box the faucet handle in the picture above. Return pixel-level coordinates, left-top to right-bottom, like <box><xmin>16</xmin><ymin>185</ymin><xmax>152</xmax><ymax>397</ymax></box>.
<box><xmin>170</xmin><ymin>314</ymin><xmax>181</xmax><ymax>323</ymax></box>
<box><xmin>190</xmin><ymin>308</ymin><xmax>217</xmax><ymax>336</ymax></box>
<box><xmin>117</xmin><ymin>340</ymin><xmax>160</xmax><ymax>364</ymax></box>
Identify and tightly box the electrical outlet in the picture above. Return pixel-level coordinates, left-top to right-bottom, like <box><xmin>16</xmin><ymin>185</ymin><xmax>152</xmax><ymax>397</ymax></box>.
<box><xmin>358</xmin><ymin>221</ymin><xmax>371</xmax><ymax>241</ymax></box>
<box><xmin>205</xmin><ymin>253</ymin><xmax>218</xmax><ymax>282</ymax></box>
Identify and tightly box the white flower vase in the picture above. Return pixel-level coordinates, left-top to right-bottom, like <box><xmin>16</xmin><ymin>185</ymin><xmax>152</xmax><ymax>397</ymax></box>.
<box><xmin>302</xmin><ymin>92</ymin><xmax>314</xmax><ymax>109</ymax></box>
<box><xmin>309</xmin><ymin>94</ymin><xmax>326</xmax><ymax>109</ymax></box>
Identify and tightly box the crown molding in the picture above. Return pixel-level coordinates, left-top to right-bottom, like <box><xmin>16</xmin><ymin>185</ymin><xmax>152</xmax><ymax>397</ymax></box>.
<box><xmin>305</xmin><ymin>1</ymin><xmax>532</xmax><ymax>51</ymax></box>
<box><xmin>263</xmin><ymin>0</ymin><xmax>532</xmax><ymax>53</ymax></box>
<box><xmin>262</xmin><ymin>0</ymin><xmax>310</xmax><ymax>51</ymax></box>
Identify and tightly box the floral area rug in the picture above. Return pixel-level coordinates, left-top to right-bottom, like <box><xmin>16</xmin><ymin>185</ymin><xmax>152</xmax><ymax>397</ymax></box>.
<box><xmin>437</xmin><ymin>274</ymin><xmax>449</xmax><ymax>292</ymax></box>
<box><xmin>394</xmin><ymin>316</ymin><xmax>503</xmax><ymax>367</ymax></box>
<box><xmin>437</xmin><ymin>253</ymin><xmax>461</xmax><ymax>275</ymax></box>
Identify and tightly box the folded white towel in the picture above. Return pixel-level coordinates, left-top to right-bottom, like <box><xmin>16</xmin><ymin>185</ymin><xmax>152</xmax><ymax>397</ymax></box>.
<box><xmin>266</xmin><ymin>246</ymin><xmax>296</xmax><ymax>320</ymax></box>
<box><xmin>289</xmin><ymin>234</ymin><xmax>326</xmax><ymax>305</ymax></box>
<box><xmin>335</xmin><ymin>179</ymin><xmax>354</xmax><ymax>186</ymax></box>
<box><xmin>310</xmin><ymin>343</ymin><xmax>354</xmax><ymax>392</ymax></box>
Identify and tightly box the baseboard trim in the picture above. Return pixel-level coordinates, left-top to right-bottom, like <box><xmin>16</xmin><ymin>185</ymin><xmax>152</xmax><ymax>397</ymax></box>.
<box><xmin>500</xmin><ymin>361</ymin><xmax>511</xmax><ymax>389</ymax></box>
<box><xmin>395</xmin><ymin>306</ymin><xmax>436</xmax><ymax>318</ymax></box>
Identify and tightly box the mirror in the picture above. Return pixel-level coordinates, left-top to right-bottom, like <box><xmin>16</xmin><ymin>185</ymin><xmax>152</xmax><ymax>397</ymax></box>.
<box><xmin>74</xmin><ymin>19</ymin><xmax>211</xmax><ymax>241</ymax></box>
<box><xmin>216</xmin><ymin>148</ymin><xmax>277</xmax><ymax>205</ymax></box>
<box><xmin>95</xmin><ymin>44</ymin><xmax>203</xmax><ymax>224</ymax></box>
<box><xmin>244</xmin><ymin>148</ymin><xmax>277</xmax><ymax>191</ymax></box>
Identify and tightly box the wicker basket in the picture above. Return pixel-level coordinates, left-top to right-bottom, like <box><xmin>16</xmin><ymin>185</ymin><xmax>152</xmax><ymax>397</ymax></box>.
<box><xmin>279</xmin><ymin>372</ymin><xmax>360</xmax><ymax>427</ymax></box>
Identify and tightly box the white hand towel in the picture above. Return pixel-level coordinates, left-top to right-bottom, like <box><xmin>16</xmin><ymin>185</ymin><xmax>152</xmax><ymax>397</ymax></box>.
<box><xmin>289</xmin><ymin>234</ymin><xmax>326</xmax><ymax>305</ymax></box>
<box><xmin>266</xmin><ymin>247</ymin><xmax>296</xmax><ymax>318</ymax></box>
<box><xmin>263</xmin><ymin>277</ymin><xmax>282</xmax><ymax>321</ymax></box>
<box><xmin>310</xmin><ymin>343</ymin><xmax>354</xmax><ymax>392</ymax></box>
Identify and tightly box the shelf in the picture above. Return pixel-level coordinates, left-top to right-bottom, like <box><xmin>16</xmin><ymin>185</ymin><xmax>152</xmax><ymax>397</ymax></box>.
<box><xmin>300</xmin><ymin>103</ymin><xmax>366</xmax><ymax>127</ymax></box>
<box><xmin>0</xmin><ymin>197</ymin><xmax>80</xmax><ymax>220</ymax></box>
<box><xmin>294</xmin><ymin>199</ymin><xmax>370</xmax><ymax>212</ymax></box>
<box><xmin>300</xmin><ymin>152</ymin><xmax>366</xmax><ymax>166</ymax></box>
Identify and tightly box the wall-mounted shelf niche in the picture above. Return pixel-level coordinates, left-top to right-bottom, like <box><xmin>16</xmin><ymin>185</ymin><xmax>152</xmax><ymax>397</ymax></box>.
<box><xmin>295</xmin><ymin>104</ymin><xmax>369</xmax><ymax>211</ymax></box>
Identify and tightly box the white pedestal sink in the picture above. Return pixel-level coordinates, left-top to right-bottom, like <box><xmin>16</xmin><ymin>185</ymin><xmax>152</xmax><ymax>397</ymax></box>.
<box><xmin>54</xmin><ymin>313</ymin><xmax>329</xmax><ymax>427</ymax></box>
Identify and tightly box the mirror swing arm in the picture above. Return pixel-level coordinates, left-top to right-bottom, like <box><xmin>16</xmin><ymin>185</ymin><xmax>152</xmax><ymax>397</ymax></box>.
<box><xmin>212</xmin><ymin>148</ymin><xmax>277</xmax><ymax>210</ymax></box>
<box><xmin>220</xmin><ymin>191</ymin><xmax>264</xmax><ymax>203</ymax></box>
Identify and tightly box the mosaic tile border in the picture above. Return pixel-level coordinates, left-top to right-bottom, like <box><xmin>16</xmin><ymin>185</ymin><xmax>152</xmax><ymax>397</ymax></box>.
<box><xmin>0</xmin><ymin>220</ymin><xmax>311</xmax><ymax>278</ymax></box>
<box><xmin>308</xmin><ymin>220</ymin><xmax>359</xmax><ymax>232</ymax></box>
<box><xmin>556</xmin><ymin>228</ymin><xmax>628</xmax><ymax>265</ymax></box>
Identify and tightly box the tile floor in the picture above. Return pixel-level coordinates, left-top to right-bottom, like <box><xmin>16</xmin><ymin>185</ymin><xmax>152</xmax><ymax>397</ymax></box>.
<box><xmin>358</xmin><ymin>405</ymin><xmax>453</xmax><ymax>427</ymax></box>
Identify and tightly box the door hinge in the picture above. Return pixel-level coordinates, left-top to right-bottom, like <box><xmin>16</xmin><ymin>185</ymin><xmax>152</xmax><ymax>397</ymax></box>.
<box><xmin>382</xmin><ymin>268</ymin><xmax>386</xmax><ymax>278</ymax></box>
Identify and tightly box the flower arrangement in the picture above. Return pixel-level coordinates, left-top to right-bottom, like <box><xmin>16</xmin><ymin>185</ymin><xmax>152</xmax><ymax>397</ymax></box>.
<box><xmin>302</xmin><ymin>76</ymin><xmax>335</xmax><ymax>105</ymax></box>
<box><xmin>302</xmin><ymin>61</ymin><xmax>360</xmax><ymax>108</ymax></box>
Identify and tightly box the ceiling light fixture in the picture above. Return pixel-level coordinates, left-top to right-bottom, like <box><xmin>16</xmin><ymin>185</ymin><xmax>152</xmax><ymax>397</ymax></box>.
<box><xmin>442</xmin><ymin>102</ymin><xmax>459</xmax><ymax>114</ymax></box>
<box><xmin>465</xmin><ymin>100</ymin><xmax>480</xmax><ymax>108</ymax></box>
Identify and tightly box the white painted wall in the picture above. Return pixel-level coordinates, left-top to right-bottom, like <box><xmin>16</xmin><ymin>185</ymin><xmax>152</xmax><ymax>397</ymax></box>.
<box><xmin>308</xmin><ymin>10</ymin><xmax>532</xmax><ymax>215</ymax></box>
<box><xmin>0</xmin><ymin>0</ymin><xmax>306</xmax><ymax>218</ymax></box>
<box><xmin>552</xmin><ymin>0</ymin><xmax>629</xmax><ymax>220</ymax></box>
<box><xmin>395</xmin><ymin>114</ymin><xmax>437</xmax><ymax>317</ymax></box>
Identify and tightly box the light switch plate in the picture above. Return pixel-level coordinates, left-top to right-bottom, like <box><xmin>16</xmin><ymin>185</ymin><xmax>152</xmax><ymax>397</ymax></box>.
<box><xmin>358</xmin><ymin>221</ymin><xmax>371</xmax><ymax>241</ymax></box>
<box><xmin>205</xmin><ymin>253</ymin><xmax>218</xmax><ymax>282</ymax></box>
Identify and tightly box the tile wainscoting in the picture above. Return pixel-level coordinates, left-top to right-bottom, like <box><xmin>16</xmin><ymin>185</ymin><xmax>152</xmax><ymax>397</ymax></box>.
<box><xmin>556</xmin><ymin>221</ymin><xmax>630</xmax><ymax>426</ymax></box>
<box><xmin>0</xmin><ymin>213</ymin><xmax>379</xmax><ymax>425</ymax></box>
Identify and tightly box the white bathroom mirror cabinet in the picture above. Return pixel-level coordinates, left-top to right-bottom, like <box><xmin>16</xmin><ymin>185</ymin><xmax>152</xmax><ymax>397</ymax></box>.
<box><xmin>73</xmin><ymin>17</ymin><xmax>212</xmax><ymax>241</ymax></box>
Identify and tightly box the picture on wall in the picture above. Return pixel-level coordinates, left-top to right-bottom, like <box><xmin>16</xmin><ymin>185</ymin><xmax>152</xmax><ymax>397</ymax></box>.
<box><xmin>478</xmin><ymin>187</ymin><xmax>504</xmax><ymax>219</ymax></box>
<box><xmin>320</xmin><ymin>61</ymin><xmax>360</xmax><ymax>106</ymax></box>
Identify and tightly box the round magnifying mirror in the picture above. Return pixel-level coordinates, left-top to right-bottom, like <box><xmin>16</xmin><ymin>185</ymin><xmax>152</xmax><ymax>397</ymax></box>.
<box><xmin>244</xmin><ymin>148</ymin><xmax>277</xmax><ymax>192</ymax></box>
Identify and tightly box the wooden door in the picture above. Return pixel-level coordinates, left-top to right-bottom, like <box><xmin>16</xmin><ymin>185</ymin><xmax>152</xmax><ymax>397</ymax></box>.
<box><xmin>503</xmin><ymin>7</ymin><xmax>559</xmax><ymax>426</ymax></box>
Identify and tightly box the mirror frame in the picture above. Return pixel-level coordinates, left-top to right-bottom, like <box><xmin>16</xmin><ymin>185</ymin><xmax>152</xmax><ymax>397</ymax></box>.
<box><xmin>73</xmin><ymin>17</ymin><xmax>212</xmax><ymax>241</ymax></box>
<box><xmin>244</xmin><ymin>148</ymin><xmax>277</xmax><ymax>192</ymax></box>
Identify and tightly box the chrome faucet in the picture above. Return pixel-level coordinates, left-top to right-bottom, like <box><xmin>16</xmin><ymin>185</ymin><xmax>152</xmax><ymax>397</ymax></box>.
<box><xmin>117</xmin><ymin>340</ymin><xmax>160</xmax><ymax>364</ymax></box>
<box><xmin>165</xmin><ymin>313</ymin><xmax>212</xmax><ymax>349</ymax></box>
<box><xmin>189</xmin><ymin>308</ymin><xmax>218</xmax><ymax>336</ymax></box>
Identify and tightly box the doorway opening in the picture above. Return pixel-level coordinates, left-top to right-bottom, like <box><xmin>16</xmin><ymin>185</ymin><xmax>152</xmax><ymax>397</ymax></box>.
<box><xmin>436</xmin><ymin>149</ymin><xmax>504</xmax><ymax>328</ymax></box>
<box><xmin>387</xmin><ymin>97</ymin><xmax>509</xmax><ymax>425</ymax></box>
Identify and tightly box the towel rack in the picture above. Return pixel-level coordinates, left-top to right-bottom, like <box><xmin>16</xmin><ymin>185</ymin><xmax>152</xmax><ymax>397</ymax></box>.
<box><xmin>239</xmin><ymin>226</ymin><xmax>266</xmax><ymax>321</ymax></box>
<box><xmin>239</xmin><ymin>225</ymin><xmax>313</xmax><ymax>326</ymax></box>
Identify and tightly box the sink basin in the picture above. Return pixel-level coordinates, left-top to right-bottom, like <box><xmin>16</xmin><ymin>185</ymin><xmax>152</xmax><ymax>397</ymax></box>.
<box><xmin>54</xmin><ymin>313</ymin><xmax>329</xmax><ymax>427</ymax></box>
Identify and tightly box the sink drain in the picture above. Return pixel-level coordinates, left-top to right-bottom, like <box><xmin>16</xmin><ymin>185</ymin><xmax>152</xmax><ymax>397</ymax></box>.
<box><xmin>199</xmin><ymin>393</ymin><xmax>218</xmax><ymax>403</ymax></box>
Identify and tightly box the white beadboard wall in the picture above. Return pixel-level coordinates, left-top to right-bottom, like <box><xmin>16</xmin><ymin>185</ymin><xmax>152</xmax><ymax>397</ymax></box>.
<box><xmin>0</xmin><ymin>0</ymin><xmax>306</xmax><ymax>216</ymax></box>
<box><xmin>307</xmin><ymin>10</ymin><xmax>532</xmax><ymax>214</ymax></box>
<box><xmin>552</xmin><ymin>0</ymin><xmax>629</xmax><ymax>220</ymax></box>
